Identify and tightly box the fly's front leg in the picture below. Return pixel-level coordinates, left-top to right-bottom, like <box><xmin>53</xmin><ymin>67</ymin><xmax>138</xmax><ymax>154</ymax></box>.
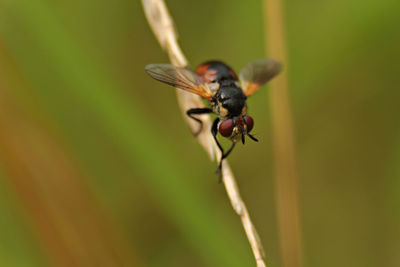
<box><xmin>211</xmin><ymin>118</ymin><xmax>222</xmax><ymax>153</ymax></box>
<box><xmin>186</xmin><ymin>108</ymin><xmax>213</xmax><ymax>136</ymax></box>
<box><xmin>211</xmin><ymin>118</ymin><xmax>236</xmax><ymax>181</ymax></box>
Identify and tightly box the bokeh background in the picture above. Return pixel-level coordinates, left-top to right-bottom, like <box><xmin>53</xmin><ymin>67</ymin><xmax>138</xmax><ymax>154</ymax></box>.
<box><xmin>0</xmin><ymin>0</ymin><xmax>399</xmax><ymax>266</ymax></box>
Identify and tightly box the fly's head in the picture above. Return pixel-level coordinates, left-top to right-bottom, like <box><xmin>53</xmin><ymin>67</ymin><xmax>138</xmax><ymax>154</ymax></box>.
<box><xmin>218</xmin><ymin>115</ymin><xmax>257</xmax><ymax>144</ymax></box>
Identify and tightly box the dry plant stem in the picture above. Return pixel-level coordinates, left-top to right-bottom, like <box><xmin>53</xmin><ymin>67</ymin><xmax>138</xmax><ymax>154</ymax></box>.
<box><xmin>142</xmin><ymin>0</ymin><xmax>266</xmax><ymax>266</ymax></box>
<box><xmin>263</xmin><ymin>0</ymin><xmax>303</xmax><ymax>267</ymax></box>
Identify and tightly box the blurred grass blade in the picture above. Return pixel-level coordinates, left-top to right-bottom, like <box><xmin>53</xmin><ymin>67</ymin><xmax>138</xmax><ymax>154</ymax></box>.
<box><xmin>263</xmin><ymin>0</ymin><xmax>303</xmax><ymax>267</ymax></box>
<box><xmin>0</xmin><ymin>167</ymin><xmax>49</xmax><ymax>267</ymax></box>
<box><xmin>0</xmin><ymin>80</ymin><xmax>143</xmax><ymax>267</ymax></box>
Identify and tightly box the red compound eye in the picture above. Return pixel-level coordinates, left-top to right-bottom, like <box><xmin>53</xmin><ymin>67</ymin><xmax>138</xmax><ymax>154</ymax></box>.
<box><xmin>244</xmin><ymin>115</ymin><xmax>254</xmax><ymax>132</ymax></box>
<box><xmin>219</xmin><ymin>119</ymin><xmax>234</xmax><ymax>137</ymax></box>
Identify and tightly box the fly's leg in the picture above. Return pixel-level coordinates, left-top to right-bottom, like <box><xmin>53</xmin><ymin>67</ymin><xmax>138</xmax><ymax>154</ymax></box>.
<box><xmin>211</xmin><ymin>118</ymin><xmax>222</xmax><ymax>152</ymax></box>
<box><xmin>186</xmin><ymin>108</ymin><xmax>213</xmax><ymax>136</ymax></box>
<box><xmin>211</xmin><ymin>118</ymin><xmax>236</xmax><ymax>182</ymax></box>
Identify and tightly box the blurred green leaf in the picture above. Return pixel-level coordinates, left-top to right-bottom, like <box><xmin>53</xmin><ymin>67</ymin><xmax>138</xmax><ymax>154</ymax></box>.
<box><xmin>0</xmin><ymin>167</ymin><xmax>48</xmax><ymax>267</ymax></box>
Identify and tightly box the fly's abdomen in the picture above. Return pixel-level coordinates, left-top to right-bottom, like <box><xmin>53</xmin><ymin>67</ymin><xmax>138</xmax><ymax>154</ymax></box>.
<box><xmin>196</xmin><ymin>61</ymin><xmax>238</xmax><ymax>83</ymax></box>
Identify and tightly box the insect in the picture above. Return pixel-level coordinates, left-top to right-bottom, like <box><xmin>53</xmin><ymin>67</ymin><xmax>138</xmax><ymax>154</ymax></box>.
<box><xmin>145</xmin><ymin>59</ymin><xmax>281</xmax><ymax>174</ymax></box>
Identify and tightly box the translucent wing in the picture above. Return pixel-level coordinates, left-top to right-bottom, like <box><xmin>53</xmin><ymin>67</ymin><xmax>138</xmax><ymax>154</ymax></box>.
<box><xmin>145</xmin><ymin>64</ymin><xmax>213</xmax><ymax>100</ymax></box>
<box><xmin>239</xmin><ymin>58</ymin><xmax>282</xmax><ymax>97</ymax></box>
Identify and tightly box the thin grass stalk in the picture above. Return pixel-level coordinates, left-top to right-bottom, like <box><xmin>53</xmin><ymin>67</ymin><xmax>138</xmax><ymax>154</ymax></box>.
<box><xmin>263</xmin><ymin>0</ymin><xmax>304</xmax><ymax>267</ymax></box>
<box><xmin>142</xmin><ymin>0</ymin><xmax>267</xmax><ymax>266</ymax></box>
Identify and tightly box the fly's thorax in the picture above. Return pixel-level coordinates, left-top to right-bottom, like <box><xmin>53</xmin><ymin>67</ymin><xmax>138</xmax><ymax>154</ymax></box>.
<box><xmin>212</xmin><ymin>97</ymin><xmax>248</xmax><ymax>121</ymax></box>
<box><xmin>214</xmin><ymin>84</ymin><xmax>247</xmax><ymax>117</ymax></box>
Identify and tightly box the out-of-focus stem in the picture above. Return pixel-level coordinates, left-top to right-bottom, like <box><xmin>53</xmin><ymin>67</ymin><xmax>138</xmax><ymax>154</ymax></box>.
<box><xmin>263</xmin><ymin>1</ymin><xmax>304</xmax><ymax>267</ymax></box>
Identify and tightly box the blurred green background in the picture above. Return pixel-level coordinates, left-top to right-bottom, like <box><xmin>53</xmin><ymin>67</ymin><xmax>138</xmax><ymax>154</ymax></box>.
<box><xmin>0</xmin><ymin>0</ymin><xmax>399</xmax><ymax>266</ymax></box>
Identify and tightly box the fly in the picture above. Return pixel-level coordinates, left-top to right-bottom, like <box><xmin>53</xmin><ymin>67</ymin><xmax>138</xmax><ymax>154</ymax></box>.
<box><xmin>145</xmin><ymin>59</ymin><xmax>282</xmax><ymax>174</ymax></box>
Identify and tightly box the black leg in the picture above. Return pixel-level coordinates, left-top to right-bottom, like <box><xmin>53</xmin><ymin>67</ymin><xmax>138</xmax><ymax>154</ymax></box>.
<box><xmin>186</xmin><ymin>108</ymin><xmax>213</xmax><ymax>136</ymax></box>
<box><xmin>211</xmin><ymin>118</ymin><xmax>236</xmax><ymax>182</ymax></box>
<box><xmin>222</xmin><ymin>142</ymin><xmax>236</xmax><ymax>160</ymax></box>
<box><xmin>211</xmin><ymin>118</ymin><xmax>222</xmax><ymax>152</ymax></box>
